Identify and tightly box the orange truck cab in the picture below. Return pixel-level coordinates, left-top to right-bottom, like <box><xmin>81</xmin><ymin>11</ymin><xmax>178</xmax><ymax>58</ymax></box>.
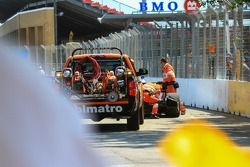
<box><xmin>55</xmin><ymin>48</ymin><xmax>148</xmax><ymax>131</ymax></box>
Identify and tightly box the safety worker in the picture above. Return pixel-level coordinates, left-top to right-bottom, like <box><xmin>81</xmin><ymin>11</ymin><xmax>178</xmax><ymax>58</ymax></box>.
<box><xmin>102</xmin><ymin>69</ymin><xmax>110</xmax><ymax>93</ymax></box>
<box><xmin>160</xmin><ymin>57</ymin><xmax>176</xmax><ymax>93</ymax></box>
<box><xmin>108</xmin><ymin>71</ymin><xmax>117</xmax><ymax>82</ymax></box>
<box><xmin>102</xmin><ymin>70</ymin><xmax>118</xmax><ymax>93</ymax></box>
<box><xmin>72</xmin><ymin>71</ymin><xmax>83</xmax><ymax>91</ymax></box>
<box><xmin>107</xmin><ymin>70</ymin><xmax>118</xmax><ymax>90</ymax></box>
<box><xmin>143</xmin><ymin>84</ymin><xmax>160</xmax><ymax>119</ymax></box>
<box><xmin>73</xmin><ymin>71</ymin><xmax>81</xmax><ymax>82</ymax></box>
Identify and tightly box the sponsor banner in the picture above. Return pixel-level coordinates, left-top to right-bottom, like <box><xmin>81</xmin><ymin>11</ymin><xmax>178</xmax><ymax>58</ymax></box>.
<box><xmin>79</xmin><ymin>104</ymin><xmax>124</xmax><ymax>113</ymax></box>
<box><xmin>139</xmin><ymin>0</ymin><xmax>202</xmax><ymax>13</ymax></box>
<box><xmin>139</xmin><ymin>1</ymin><xmax>179</xmax><ymax>12</ymax></box>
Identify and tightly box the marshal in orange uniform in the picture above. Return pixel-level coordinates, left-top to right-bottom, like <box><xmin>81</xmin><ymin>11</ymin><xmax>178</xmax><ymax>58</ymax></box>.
<box><xmin>143</xmin><ymin>84</ymin><xmax>160</xmax><ymax>119</ymax></box>
<box><xmin>160</xmin><ymin>57</ymin><xmax>176</xmax><ymax>93</ymax></box>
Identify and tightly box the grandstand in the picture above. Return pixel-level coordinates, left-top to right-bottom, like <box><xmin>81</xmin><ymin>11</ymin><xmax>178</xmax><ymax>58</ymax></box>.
<box><xmin>0</xmin><ymin>0</ymin><xmax>129</xmax><ymax>45</ymax></box>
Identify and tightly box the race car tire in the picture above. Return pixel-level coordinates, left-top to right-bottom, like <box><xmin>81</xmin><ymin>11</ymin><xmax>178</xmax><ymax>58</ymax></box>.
<box><xmin>158</xmin><ymin>93</ymin><xmax>180</xmax><ymax>118</ymax></box>
<box><xmin>139</xmin><ymin>102</ymin><xmax>145</xmax><ymax>125</ymax></box>
<box><xmin>127</xmin><ymin>110</ymin><xmax>140</xmax><ymax>131</ymax></box>
<box><xmin>166</xmin><ymin>93</ymin><xmax>180</xmax><ymax>118</ymax></box>
<box><xmin>167</xmin><ymin>93</ymin><xmax>180</xmax><ymax>101</ymax></box>
<box><xmin>168</xmin><ymin>108</ymin><xmax>180</xmax><ymax>118</ymax></box>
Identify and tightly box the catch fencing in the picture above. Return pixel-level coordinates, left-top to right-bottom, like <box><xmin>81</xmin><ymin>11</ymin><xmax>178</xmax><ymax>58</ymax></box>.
<box><xmin>24</xmin><ymin>4</ymin><xmax>250</xmax><ymax>81</ymax></box>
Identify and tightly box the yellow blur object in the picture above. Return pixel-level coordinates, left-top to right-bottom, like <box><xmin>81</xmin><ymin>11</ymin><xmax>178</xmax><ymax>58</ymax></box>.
<box><xmin>159</xmin><ymin>120</ymin><xmax>250</xmax><ymax>167</ymax></box>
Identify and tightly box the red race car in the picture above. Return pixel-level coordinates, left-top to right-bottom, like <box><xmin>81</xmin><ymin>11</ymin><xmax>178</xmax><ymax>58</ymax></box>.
<box><xmin>143</xmin><ymin>82</ymin><xmax>186</xmax><ymax>118</ymax></box>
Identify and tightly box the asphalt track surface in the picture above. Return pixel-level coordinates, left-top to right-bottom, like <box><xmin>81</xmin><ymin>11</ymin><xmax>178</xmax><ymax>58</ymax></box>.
<box><xmin>82</xmin><ymin>108</ymin><xmax>250</xmax><ymax>167</ymax></box>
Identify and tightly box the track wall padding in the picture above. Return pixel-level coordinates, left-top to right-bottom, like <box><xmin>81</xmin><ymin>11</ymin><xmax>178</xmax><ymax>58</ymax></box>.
<box><xmin>228</xmin><ymin>81</ymin><xmax>250</xmax><ymax>117</ymax></box>
<box><xmin>145</xmin><ymin>77</ymin><xmax>250</xmax><ymax>117</ymax></box>
<box><xmin>177</xmin><ymin>79</ymin><xmax>228</xmax><ymax>112</ymax></box>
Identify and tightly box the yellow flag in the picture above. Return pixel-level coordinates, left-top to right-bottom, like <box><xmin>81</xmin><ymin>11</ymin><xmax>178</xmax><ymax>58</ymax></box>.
<box><xmin>159</xmin><ymin>119</ymin><xmax>250</xmax><ymax>167</ymax></box>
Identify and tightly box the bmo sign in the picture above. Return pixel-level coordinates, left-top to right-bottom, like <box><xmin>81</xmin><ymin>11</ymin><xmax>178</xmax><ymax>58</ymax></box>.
<box><xmin>139</xmin><ymin>1</ymin><xmax>178</xmax><ymax>12</ymax></box>
<box><xmin>139</xmin><ymin>0</ymin><xmax>201</xmax><ymax>13</ymax></box>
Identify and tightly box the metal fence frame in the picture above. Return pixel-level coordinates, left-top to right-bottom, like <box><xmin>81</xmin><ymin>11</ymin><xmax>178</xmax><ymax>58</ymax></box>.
<box><xmin>23</xmin><ymin>4</ymin><xmax>250</xmax><ymax>81</ymax></box>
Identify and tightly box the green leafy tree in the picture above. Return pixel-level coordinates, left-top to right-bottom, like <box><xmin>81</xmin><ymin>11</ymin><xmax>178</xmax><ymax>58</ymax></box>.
<box><xmin>197</xmin><ymin>0</ymin><xmax>250</xmax><ymax>9</ymax></box>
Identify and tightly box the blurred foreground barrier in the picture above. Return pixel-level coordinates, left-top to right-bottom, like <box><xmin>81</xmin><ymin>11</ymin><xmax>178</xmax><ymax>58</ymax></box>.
<box><xmin>159</xmin><ymin>120</ymin><xmax>250</xmax><ymax>167</ymax></box>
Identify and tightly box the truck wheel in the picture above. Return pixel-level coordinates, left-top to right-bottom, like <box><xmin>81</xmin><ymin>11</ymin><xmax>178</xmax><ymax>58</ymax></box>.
<box><xmin>127</xmin><ymin>111</ymin><xmax>140</xmax><ymax>131</ymax></box>
<box><xmin>139</xmin><ymin>102</ymin><xmax>145</xmax><ymax>125</ymax></box>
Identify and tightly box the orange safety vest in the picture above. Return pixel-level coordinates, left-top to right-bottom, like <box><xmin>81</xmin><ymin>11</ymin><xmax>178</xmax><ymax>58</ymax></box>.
<box><xmin>162</xmin><ymin>63</ymin><xmax>176</xmax><ymax>93</ymax></box>
<box><xmin>152</xmin><ymin>103</ymin><xmax>158</xmax><ymax>115</ymax></box>
<box><xmin>108</xmin><ymin>75</ymin><xmax>118</xmax><ymax>89</ymax></box>
<box><xmin>72</xmin><ymin>72</ymin><xmax>84</xmax><ymax>92</ymax></box>
<box><xmin>162</xmin><ymin>63</ymin><xmax>174</xmax><ymax>73</ymax></box>
<box><xmin>143</xmin><ymin>92</ymin><xmax>159</xmax><ymax>114</ymax></box>
<box><xmin>108</xmin><ymin>75</ymin><xmax>117</xmax><ymax>82</ymax></box>
<box><xmin>73</xmin><ymin>70</ymin><xmax>82</xmax><ymax>82</ymax></box>
<box><xmin>143</xmin><ymin>92</ymin><xmax>158</xmax><ymax>104</ymax></box>
<box><xmin>74</xmin><ymin>75</ymin><xmax>81</xmax><ymax>82</ymax></box>
<box><xmin>102</xmin><ymin>72</ymin><xmax>109</xmax><ymax>93</ymax></box>
<box><xmin>102</xmin><ymin>72</ymin><xmax>118</xmax><ymax>93</ymax></box>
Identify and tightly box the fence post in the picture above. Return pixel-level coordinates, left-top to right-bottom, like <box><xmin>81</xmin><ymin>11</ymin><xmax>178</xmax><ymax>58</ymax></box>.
<box><xmin>232</xmin><ymin>7</ymin><xmax>238</xmax><ymax>80</ymax></box>
<box><xmin>180</xmin><ymin>21</ymin><xmax>185</xmax><ymax>78</ymax></box>
<box><xmin>60</xmin><ymin>44</ymin><xmax>67</xmax><ymax>70</ymax></box>
<box><xmin>200</xmin><ymin>12</ymin><xmax>207</xmax><ymax>79</ymax></box>
<box><xmin>191</xmin><ymin>18</ymin><xmax>196</xmax><ymax>78</ymax></box>
<box><xmin>40</xmin><ymin>45</ymin><xmax>47</xmax><ymax>74</ymax></box>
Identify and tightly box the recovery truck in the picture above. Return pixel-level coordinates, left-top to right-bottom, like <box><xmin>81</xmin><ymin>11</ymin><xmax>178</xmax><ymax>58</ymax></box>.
<box><xmin>55</xmin><ymin>47</ymin><xmax>148</xmax><ymax>130</ymax></box>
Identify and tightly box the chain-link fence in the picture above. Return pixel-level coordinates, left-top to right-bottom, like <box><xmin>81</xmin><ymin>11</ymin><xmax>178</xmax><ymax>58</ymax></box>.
<box><xmin>23</xmin><ymin>4</ymin><xmax>250</xmax><ymax>81</ymax></box>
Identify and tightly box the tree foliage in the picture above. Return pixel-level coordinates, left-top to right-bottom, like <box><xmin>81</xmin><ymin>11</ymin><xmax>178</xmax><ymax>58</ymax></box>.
<box><xmin>197</xmin><ymin>0</ymin><xmax>250</xmax><ymax>9</ymax></box>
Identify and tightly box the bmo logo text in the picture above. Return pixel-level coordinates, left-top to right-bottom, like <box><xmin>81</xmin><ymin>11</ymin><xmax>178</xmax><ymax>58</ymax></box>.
<box><xmin>139</xmin><ymin>0</ymin><xmax>201</xmax><ymax>13</ymax></box>
<box><xmin>139</xmin><ymin>1</ymin><xmax>178</xmax><ymax>12</ymax></box>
